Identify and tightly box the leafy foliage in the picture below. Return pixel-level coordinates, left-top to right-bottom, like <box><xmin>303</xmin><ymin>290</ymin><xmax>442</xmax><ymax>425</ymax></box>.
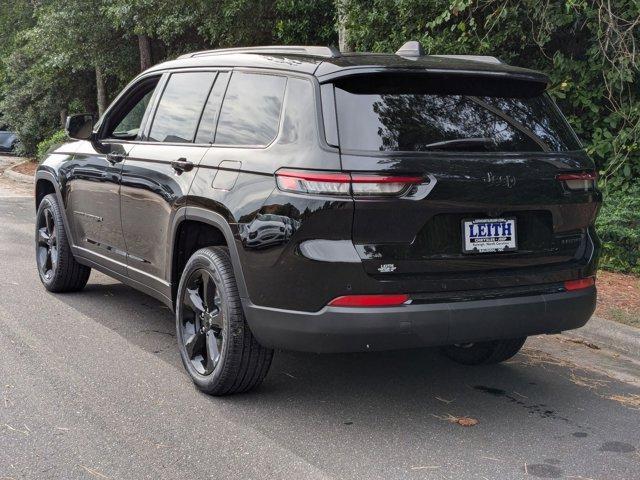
<box><xmin>597</xmin><ymin>184</ymin><xmax>640</xmax><ymax>274</ymax></box>
<box><xmin>36</xmin><ymin>130</ymin><xmax>68</xmax><ymax>163</ymax></box>
<box><xmin>0</xmin><ymin>0</ymin><xmax>638</xmax><ymax>272</ymax></box>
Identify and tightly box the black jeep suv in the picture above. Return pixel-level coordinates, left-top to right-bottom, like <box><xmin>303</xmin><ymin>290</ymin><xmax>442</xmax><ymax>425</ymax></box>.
<box><xmin>35</xmin><ymin>43</ymin><xmax>600</xmax><ymax>395</ymax></box>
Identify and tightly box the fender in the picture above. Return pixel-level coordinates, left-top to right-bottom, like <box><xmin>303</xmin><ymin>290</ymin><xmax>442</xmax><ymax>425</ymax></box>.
<box><xmin>34</xmin><ymin>169</ymin><xmax>76</xmax><ymax>249</ymax></box>
<box><xmin>168</xmin><ymin>206</ymin><xmax>250</xmax><ymax>301</ymax></box>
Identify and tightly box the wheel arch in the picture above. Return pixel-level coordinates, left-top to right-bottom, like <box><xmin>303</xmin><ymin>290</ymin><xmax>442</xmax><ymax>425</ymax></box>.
<box><xmin>35</xmin><ymin>170</ymin><xmax>75</xmax><ymax>247</ymax></box>
<box><xmin>169</xmin><ymin>207</ymin><xmax>249</xmax><ymax>308</ymax></box>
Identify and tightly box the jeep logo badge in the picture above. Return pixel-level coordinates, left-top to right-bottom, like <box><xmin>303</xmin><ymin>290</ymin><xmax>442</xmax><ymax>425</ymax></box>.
<box><xmin>484</xmin><ymin>172</ymin><xmax>516</xmax><ymax>188</ymax></box>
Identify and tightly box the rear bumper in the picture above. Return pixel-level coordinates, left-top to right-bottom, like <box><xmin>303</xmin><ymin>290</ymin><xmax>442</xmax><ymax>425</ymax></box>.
<box><xmin>243</xmin><ymin>286</ymin><xmax>596</xmax><ymax>353</ymax></box>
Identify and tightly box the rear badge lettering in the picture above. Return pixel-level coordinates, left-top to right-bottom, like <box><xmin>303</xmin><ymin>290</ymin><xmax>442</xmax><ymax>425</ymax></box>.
<box><xmin>378</xmin><ymin>263</ymin><xmax>397</xmax><ymax>273</ymax></box>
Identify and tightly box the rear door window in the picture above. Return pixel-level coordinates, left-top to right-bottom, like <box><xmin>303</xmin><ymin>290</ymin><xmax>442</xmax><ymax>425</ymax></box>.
<box><xmin>148</xmin><ymin>72</ymin><xmax>215</xmax><ymax>143</ymax></box>
<box><xmin>215</xmin><ymin>72</ymin><xmax>287</xmax><ymax>146</ymax></box>
<box><xmin>333</xmin><ymin>78</ymin><xmax>580</xmax><ymax>153</ymax></box>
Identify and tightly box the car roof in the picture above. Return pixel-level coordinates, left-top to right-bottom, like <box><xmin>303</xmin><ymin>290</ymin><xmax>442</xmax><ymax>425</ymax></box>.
<box><xmin>145</xmin><ymin>45</ymin><xmax>549</xmax><ymax>86</ymax></box>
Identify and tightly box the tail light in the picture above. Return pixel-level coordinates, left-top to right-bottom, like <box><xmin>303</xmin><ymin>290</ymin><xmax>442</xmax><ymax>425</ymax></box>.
<box><xmin>556</xmin><ymin>171</ymin><xmax>597</xmax><ymax>191</ymax></box>
<box><xmin>564</xmin><ymin>277</ymin><xmax>595</xmax><ymax>291</ymax></box>
<box><xmin>276</xmin><ymin>169</ymin><xmax>422</xmax><ymax>197</ymax></box>
<box><xmin>328</xmin><ymin>294</ymin><xmax>410</xmax><ymax>307</ymax></box>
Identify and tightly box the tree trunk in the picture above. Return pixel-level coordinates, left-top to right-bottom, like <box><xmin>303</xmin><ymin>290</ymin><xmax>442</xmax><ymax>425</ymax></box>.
<box><xmin>336</xmin><ymin>0</ymin><xmax>353</xmax><ymax>52</ymax></box>
<box><xmin>95</xmin><ymin>66</ymin><xmax>107</xmax><ymax>117</ymax></box>
<box><xmin>138</xmin><ymin>34</ymin><xmax>152</xmax><ymax>71</ymax></box>
<box><xmin>59</xmin><ymin>109</ymin><xmax>67</xmax><ymax>128</ymax></box>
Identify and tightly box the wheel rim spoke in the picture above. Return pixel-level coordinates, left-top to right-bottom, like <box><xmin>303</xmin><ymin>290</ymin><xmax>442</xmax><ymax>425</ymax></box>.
<box><xmin>185</xmin><ymin>287</ymin><xmax>205</xmax><ymax>314</ymax></box>
<box><xmin>205</xmin><ymin>330</ymin><xmax>221</xmax><ymax>373</ymax></box>
<box><xmin>45</xmin><ymin>209</ymin><xmax>54</xmax><ymax>235</ymax></box>
<box><xmin>37</xmin><ymin>247</ymin><xmax>49</xmax><ymax>275</ymax></box>
<box><xmin>37</xmin><ymin>227</ymin><xmax>50</xmax><ymax>246</ymax></box>
<box><xmin>201</xmin><ymin>272</ymin><xmax>213</xmax><ymax>311</ymax></box>
<box><xmin>184</xmin><ymin>331</ymin><xmax>205</xmax><ymax>360</ymax></box>
<box><xmin>50</xmin><ymin>246</ymin><xmax>58</xmax><ymax>271</ymax></box>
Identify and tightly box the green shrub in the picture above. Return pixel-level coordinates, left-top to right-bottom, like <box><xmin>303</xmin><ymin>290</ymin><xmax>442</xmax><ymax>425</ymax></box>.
<box><xmin>596</xmin><ymin>184</ymin><xmax>640</xmax><ymax>274</ymax></box>
<box><xmin>36</xmin><ymin>130</ymin><xmax>68</xmax><ymax>162</ymax></box>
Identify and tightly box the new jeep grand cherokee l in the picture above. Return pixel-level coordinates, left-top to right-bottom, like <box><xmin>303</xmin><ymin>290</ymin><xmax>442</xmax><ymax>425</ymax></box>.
<box><xmin>35</xmin><ymin>43</ymin><xmax>600</xmax><ymax>395</ymax></box>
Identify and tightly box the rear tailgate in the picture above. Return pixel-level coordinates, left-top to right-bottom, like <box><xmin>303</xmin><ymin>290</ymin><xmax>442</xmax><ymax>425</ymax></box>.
<box><xmin>326</xmin><ymin>72</ymin><xmax>600</xmax><ymax>285</ymax></box>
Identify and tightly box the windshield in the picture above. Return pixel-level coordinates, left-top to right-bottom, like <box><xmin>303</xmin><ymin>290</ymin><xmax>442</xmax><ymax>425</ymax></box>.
<box><xmin>334</xmin><ymin>85</ymin><xmax>580</xmax><ymax>153</ymax></box>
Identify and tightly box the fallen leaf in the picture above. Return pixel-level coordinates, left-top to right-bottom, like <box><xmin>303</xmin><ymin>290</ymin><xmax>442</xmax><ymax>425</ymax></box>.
<box><xmin>457</xmin><ymin>417</ymin><xmax>478</xmax><ymax>427</ymax></box>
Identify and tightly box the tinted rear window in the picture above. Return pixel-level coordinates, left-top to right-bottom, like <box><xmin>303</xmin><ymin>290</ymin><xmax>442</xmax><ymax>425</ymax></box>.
<box><xmin>334</xmin><ymin>84</ymin><xmax>580</xmax><ymax>153</ymax></box>
<box><xmin>215</xmin><ymin>72</ymin><xmax>286</xmax><ymax>146</ymax></box>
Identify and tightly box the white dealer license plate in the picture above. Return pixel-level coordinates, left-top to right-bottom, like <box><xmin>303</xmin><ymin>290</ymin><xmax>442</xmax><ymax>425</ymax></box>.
<box><xmin>462</xmin><ymin>218</ymin><xmax>517</xmax><ymax>254</ymax></box>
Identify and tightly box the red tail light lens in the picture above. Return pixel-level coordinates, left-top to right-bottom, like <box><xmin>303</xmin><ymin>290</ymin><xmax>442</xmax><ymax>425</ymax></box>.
<box><xmin>564</xmin><ymin>277</ymin><xmax>595</xmax><ymax>291</ymax></box>
<box><xmin>276</xmin><ymin>169</ymin><xmax>423</xmax><ymax>197</ymax></box>
<box><xmin>556</xmin><ymin>171</ymin><xmax>597</xmax><ymax>191</ymax></box>
<box><xmin>328</xmin><ymin>294</ymin><xmax>410</xmax><ymax>307</ymax></box>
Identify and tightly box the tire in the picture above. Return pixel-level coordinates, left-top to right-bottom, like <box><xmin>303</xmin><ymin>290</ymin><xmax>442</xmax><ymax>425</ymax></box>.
<box><xmin>440</xmin><ymin>337</ymin><xmax>527</xmax><ymax>365</ymax></box>
<box><xmin>35</xmin><ymin>193</ymin><xmax>91</xmax><ymax>292</ymax></box>
<box><xmin>175</xmin><ymin>247</ymin><xmax>273</xmax><ymax>395</ymax></box>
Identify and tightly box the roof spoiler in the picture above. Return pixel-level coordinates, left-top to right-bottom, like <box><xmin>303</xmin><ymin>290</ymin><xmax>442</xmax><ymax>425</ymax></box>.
<box><xmin>395</xmin><ymin>41</ymin><xmax>502</xmax><ymax>64</ymax></box>
<box><xmin>178</xmin><ymin>45</ymin><xmax>342</xmax><ymax>59</ymax></box>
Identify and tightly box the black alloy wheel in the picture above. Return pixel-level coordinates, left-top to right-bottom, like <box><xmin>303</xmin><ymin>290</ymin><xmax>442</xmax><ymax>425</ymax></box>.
<box><xmin>178</xmin><ymin>268</ymin><xmax>225</xmax><ymax>375</ymax></box>
<box><xmin>36</xmin><ymin>207</ymin><xmax>58</xmax><ymax>281</ymax></box>
<box><xmin>35</xmin><ymin>193</ymin><xmax>90</xmax><ymax>292</ymax></box>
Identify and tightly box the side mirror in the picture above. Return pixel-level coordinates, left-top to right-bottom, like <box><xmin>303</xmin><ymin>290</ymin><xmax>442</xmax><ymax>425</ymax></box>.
<box><xmin>65</xmin><ymin>114</ymin><xmax>94</xmax><ymax>140</ymax></box>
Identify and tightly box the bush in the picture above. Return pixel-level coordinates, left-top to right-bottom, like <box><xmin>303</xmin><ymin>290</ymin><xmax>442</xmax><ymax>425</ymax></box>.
<box><xmin>596</xmin><ymin>184</ymin><xmax>640</xmax><ymax>274</ymax></box>
<box><xmin>36</xmin><ymin>130</ymin><xmax>68</xmax><ymax>162</ymax></box>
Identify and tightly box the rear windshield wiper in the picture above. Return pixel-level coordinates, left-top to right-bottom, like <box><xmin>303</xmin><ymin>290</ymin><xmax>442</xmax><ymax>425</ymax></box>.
<box><xmin>418</xmin><ymin>137</ymin><xmax>497</xmax><ymax>151</ymax></box>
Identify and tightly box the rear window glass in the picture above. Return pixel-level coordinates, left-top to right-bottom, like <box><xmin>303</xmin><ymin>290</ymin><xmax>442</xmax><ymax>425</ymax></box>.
<box><xmin>215</xmin><ymin>72</ymin><xmax>286</xmax><ymax>146</ymax></box>
<box><xmin>334</xmin><ymin>85</ymin><xmax>580</xmax><ymax>153</ymax></box>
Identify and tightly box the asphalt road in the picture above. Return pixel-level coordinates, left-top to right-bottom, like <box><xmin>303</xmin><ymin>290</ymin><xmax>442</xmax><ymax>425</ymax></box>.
<box><xmin>1</xmin><ymin>192</ymin><xmax>639</xmax><ymax>480</ymax></box>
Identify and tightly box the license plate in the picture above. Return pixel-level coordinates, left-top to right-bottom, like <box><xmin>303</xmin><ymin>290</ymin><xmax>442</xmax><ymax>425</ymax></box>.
<box><xmin>462</xmin><ymin>218</ymin><xmax>517</xmax><ymax>254</ymax></box>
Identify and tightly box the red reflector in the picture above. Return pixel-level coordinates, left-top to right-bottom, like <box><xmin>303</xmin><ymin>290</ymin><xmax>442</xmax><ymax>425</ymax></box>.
<box><xmin>328</xmin><ymin>294</ymin><xmax>410</xmax><ymax>307</ymax></box>
<box><xmin>556</xmin><ymin>172</ymin><xmax>597</xmax><ymax>181</ymax></box>
<box><xmin>564</xmin><ymin>277</ymin><xmax>595</xmax><ymax>291</ymax></box>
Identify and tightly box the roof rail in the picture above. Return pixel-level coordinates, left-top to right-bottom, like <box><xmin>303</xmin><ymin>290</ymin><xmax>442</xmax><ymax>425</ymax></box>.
<box><xmin>431</xmin><ymin>54</ymin><xmax>502</xmax><ymax>64</ymax></box>
<box><xmin>178</xmin><ymin>45</ymin><xmax>342</xmax><ymax>59</ymax></box>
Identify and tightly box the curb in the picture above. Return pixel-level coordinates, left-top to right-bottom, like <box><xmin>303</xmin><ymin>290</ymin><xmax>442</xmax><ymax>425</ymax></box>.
<box><xmin>564</xmin><ymin>315</ymin><xmax>640</xmax><ymax>359</ymax></box>
<box><xmin>3</xmin><ymin>162</ymin><xmax>35</xmax><ymax>184</ymax></box>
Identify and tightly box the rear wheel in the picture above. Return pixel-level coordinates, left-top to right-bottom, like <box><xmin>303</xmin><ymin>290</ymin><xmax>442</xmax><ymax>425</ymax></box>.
<box><xmin>175</xmin><ymin>247</ymin><xmax>273</xmax><ymax>395</ymax></box>
<box><xmin>35</xmin><ymin>193</ymin><xmax>91</xmax><ymax>292</ymax></box>
<box><xmin>441</xmin><ymin>337</ymin><xmax>526</xmax><ymax>365</ymax></box>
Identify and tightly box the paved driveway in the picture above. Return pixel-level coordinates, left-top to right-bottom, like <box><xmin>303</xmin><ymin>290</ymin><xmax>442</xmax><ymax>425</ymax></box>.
<box><xmin>1</xmin><ymin>195</ymin><xmax>639</xmax><ymax>480</ymax></box>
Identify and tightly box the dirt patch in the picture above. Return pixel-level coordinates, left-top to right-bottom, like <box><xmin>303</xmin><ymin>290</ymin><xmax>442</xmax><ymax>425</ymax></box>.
<box><xmin>12</xmin><ymin>160</ymin><xmax>37</xmax><ymax>176</ymax></box>
<box><xmin>596</xmin><ymin>270</ymin><xmax>640</xmax><ymax>328</ymax></box>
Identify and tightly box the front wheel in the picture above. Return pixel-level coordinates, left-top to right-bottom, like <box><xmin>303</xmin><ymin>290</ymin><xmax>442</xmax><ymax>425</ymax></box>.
<box><xmin>440</xmin><ymin>337</ymin><xmax>527</xmax><ymax>365</ymax></box>
<box><xmin>35</xmin><ymin>193</ymin><xmax>91</xmax><ymax>292</ymax></box>
<box><xmin>175</xmin><ymin>247</ymin><xmax>273</xmax><ymax>395</ymax></box>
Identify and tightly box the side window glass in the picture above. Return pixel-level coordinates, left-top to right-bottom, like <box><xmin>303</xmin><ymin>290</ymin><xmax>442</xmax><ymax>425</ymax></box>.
<box><xmin>195</xmin><ymin>71</ymin><xmax>230</xmax><ymax>144</ymax></box>
<box><xmin>148</xmin><ymin>72</ymin><xmax>215</xmax><ymax>143</ymax></box>
<box><xmin>215</xmin><ymin>72</ymin><xmax>286</xmax><ymax>146</ymax></box>
<box><xmin>104</xmin><ymin>76</ymin><xmax>160</xmax><ymax>140</ymax></box>
<box><xmin>112</xmin><ymin>90</ymin><xmax>154</xmax><ymax>139</ymax></box>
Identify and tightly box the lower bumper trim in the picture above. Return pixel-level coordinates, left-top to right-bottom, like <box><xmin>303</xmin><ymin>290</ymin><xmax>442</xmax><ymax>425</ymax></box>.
<box><xmin>243</xmin><ymin>287</ymin><xmax>596</xmax><ymax>353</ymax></box>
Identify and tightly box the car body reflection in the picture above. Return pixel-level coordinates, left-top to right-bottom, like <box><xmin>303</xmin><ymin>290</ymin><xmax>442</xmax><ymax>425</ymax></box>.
<box><xmin>239</xmin><ymin>213</ymin><xmax>300</xmax><ymax>249</ymax></box>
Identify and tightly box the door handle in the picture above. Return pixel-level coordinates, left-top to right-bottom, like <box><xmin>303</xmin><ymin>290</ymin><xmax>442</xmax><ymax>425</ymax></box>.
<box><xmin>171</xmin><ymin>158</ymin><xmax>194</xmax><ymax>173</ymax></box>
<box><xmin>107</xmin><ymin>153</ymin><xmax>124</xmax><ymax>164</ymax></box>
